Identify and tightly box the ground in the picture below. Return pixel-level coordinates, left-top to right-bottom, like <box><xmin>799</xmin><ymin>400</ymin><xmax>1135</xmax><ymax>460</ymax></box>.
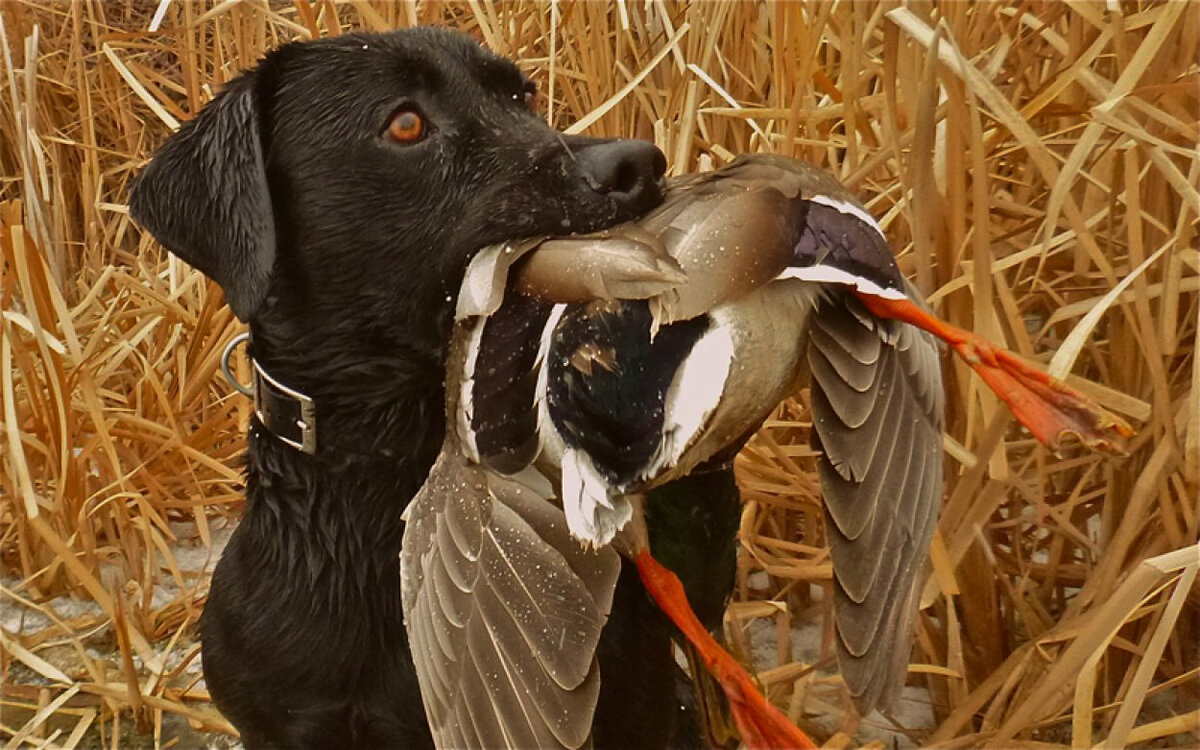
<box><xmin>3</xmin><ymin>521</ymin><xmax>932</xmax><ymax>749</ymax></box>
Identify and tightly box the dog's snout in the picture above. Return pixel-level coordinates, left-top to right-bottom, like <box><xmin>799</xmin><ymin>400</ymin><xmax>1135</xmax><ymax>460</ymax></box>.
<box><xmin>575</xmin><ymin>140</ymin><xmax>667</xmax><ymax>208</ymax></box>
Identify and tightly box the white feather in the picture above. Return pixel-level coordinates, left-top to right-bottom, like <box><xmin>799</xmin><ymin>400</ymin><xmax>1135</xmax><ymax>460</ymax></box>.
<box><xmin>776</xmin><ymin>265</ymin><xmax>907</xmax><ymax>300</ymax></box>
<box><xmin>455</xmin><ymin>243</ymin><xmax>511</xmax><ymax>320</ymax></box>
<box><xmin>561</xmin><ymin>449</ymin><xmax>631</xmax><ymax>547</ymax></box>
<box><xmin>533</xmin><ymin>304</ymin><xmax>568</xmax><ymax>467</ymax></box>
<box><xmin>643</xmin><ymin>324</ymin><xmax>735</xmax><ymax>479</ymax></box>
<box><xmin>456</xmin><ymin>318</ymin><xmax>486</xmax><ymax>462</ymax></box>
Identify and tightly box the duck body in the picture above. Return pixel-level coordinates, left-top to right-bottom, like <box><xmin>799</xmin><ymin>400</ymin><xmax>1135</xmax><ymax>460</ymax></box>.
<box><xmin>401</xmin><ymin>154</ymin><xmax>1131</xmax><ymax>749</ymax></box>
<box><xmin>541</xmin><ymin>283</ymin><xmax>816</xmax><ymax>543</ymax></box>
<box><xmin>461</xmin><ymin>156</ymin><xmax>936</xmax><ymax>546</ymax></box>
<box><xmin>515</xmin><ymin>156</ymin><xmax>944</xmax><ymax>717</ymax></box>
<box><xmin>405</xmin><ymin>153</ymin><xmax>941</xmax><ymax>746</ymax></box>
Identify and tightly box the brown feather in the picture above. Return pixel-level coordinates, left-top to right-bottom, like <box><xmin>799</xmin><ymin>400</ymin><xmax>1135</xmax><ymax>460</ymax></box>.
<box><xmin>808</xmin><ymin>292</ymin><xmax>943</xmax><ymax>713</ymax></box>
<box><xmin>401</xmin><ymin>450</ymin><xmax>620</xmax><ymax>749</ymax></box>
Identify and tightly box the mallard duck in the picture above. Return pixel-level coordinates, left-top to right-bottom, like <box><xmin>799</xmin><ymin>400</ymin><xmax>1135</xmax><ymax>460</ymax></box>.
<box><xmin>400</xmin><ymin>154</ymin><xmax>1133</xmax><ymax>749</ymax></box>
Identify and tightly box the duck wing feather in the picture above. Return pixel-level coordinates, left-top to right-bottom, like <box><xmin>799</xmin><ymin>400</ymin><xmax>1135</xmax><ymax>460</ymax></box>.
<box><xmin>807</xmin><ymin>288</ymin><xmax>943</xmax><ymax>714</ymax></box>
<box><xmin>401</xmin><ymin>448</ymin><xmax>621</xmax><ymax>749</ymax></box>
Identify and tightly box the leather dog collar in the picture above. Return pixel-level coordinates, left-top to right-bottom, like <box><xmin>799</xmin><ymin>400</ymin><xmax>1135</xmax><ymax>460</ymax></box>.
<box><xmin>221</xmin><ymin>332</ymin><xmax>317</xmax><ymax>454</ymax></box>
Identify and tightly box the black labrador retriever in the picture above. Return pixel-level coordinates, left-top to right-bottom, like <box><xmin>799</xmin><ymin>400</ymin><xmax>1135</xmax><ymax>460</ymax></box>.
<box><xmin>131</xmin><ymin>27</ymin><xmax>682</xmax><ymax>749</ymax></box>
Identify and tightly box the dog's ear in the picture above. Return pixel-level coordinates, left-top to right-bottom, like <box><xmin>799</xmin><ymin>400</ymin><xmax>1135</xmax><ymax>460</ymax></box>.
<box><xmin>130</xmin><ymin>72</ymin><xmax>274</xmax><ymax>321</ymax></box>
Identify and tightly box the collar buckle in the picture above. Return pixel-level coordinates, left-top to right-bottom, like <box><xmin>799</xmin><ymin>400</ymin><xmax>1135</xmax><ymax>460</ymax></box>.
<box><xmin>221</xmin><ymin>332</ymin><xmax>318</xmax><ymax>455</ymax></box>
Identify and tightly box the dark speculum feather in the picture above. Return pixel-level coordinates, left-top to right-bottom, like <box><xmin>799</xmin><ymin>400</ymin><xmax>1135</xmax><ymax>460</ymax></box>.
<box><xmin>547</xmin><ymin>300</ymin><xmax>709</xmax><ymax>486</ymax></box>
<box><xmin>471</xmin><ymin>294</ymin><xmax>554</xmax><ymax>474</ymax></box>
<box><xmin>792</xmin><ymin>201</ymin><xmax>906</xmax><ymax>295</ymax></box>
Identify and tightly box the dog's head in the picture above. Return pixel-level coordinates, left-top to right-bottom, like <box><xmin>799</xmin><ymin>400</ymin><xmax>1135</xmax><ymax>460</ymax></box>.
<box><xmin>131</xmin><ymin>27</ymin><xmax>665</xmax><ymax>338</ymax></box>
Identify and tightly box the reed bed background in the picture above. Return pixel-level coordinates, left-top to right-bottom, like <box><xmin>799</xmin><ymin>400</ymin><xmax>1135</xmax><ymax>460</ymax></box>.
<box><xmin>1</xmin><ymin>1</ymin><xmax>1197</xmax><ymax>747</ymax></box>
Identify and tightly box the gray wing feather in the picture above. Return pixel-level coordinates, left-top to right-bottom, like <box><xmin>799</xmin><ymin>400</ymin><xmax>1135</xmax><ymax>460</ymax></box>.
<box><xmin>402</xmin><ymin>450</ymin><xmax>621</xmax><ymax>749</ymax></box>
<box><xmin>808</xmin><ymin>291</ymin><xmax>943</xmax><ymax>714</ymax></box>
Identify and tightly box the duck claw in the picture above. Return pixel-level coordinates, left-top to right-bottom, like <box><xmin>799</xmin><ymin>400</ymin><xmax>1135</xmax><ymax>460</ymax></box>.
<box><xmin>634</xmin><ymin>551</ymin><xmax>817</xmax><ymax>749</ymax></box>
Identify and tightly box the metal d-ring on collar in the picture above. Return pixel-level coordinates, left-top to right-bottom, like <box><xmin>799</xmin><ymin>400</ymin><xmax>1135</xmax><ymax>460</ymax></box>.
<box><xmin>220</xmin><ymin>333</ymin><xmax>255</xmax><ymax>398</ymax></box>
<box><xmin>220</xmin><ymin>332</ymin><xmax>318</xmax><ymax>455</ymax></box>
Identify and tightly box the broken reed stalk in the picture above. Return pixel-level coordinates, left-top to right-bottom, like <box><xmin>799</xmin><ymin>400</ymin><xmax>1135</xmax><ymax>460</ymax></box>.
<box><xmin>1</xmin><ymin>2</ymin><xmax>1197</xmax><ymax>747</ymax></box>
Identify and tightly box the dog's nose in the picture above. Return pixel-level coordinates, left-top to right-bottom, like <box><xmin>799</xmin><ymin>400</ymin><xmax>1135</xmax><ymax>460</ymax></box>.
<box><xmin>574</xmin><ymin>139</ymin><xmax>667</xmax><ymax>209</ymax></box>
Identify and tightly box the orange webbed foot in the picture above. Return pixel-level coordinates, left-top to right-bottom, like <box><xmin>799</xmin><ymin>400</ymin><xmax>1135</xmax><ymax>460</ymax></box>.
<box><xmin>855</xmin><ymin>293</ymin><xmax>1134</xmax><ymax>455</ymax></box>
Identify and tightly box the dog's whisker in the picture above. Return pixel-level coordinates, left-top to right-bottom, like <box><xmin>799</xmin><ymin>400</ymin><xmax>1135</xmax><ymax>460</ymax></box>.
<box><xmin>556</xmin><ymin>131</ymin><xmax>577</xmax><ymax>162</ymax></box>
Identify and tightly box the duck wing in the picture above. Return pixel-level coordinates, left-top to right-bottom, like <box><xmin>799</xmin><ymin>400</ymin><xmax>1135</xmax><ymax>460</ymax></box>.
<box><xmin>648</xmin><ymin>155</ymin><xmax>946</xmax><ymax>712</ymax></box>
<box><xmin>807</xmin><ymin>287</ymin><xmax>944</xmax><ymax>713</ymax></box>
<box><xmin>401</xmin><ymin>448</ymin><xmax>621</xmax><ymax>749</ymax></box>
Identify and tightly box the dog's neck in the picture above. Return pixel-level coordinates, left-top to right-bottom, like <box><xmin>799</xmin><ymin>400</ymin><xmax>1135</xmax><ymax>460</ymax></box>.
<box><xmin>228</xmin><ymin>308</ymin><xmax>449</xmax><ymax>603</ymax></box>
<box><xmin>245</xmin><ymin>298</ymin><xmax>451</xmax><ymax>460</ymax></box>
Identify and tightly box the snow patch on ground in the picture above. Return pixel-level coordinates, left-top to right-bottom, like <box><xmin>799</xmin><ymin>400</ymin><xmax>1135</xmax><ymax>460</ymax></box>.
<box><xmin>2</xmin><ymin>519</ymin><xmax>241</xmax><ymax>749</ymax></box>
<box><xmin>745</xmin><ymin>605</ymin><xmax>935</xmax><ymax>748</ymax></box>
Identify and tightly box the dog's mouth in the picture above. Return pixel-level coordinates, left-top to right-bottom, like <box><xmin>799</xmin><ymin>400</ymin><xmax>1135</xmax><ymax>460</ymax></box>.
<box><xmin>444</xmin><ymin>175</ymin><xmax>668</xmax><ymax>308</ymax></box>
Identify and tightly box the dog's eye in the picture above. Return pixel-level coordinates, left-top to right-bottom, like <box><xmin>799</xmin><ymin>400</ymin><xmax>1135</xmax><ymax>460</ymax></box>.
<box><xmin>386</xmin><ymin>109</ymin><xmax>426</xmax><ymax>143</ymax></box>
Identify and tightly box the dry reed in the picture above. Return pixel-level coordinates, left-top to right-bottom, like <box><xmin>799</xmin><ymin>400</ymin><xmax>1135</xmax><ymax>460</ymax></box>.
<box><xmin>1</xmin><ymin>2</ymin><xmax>1197</xmax><ymax>748</ymax></box>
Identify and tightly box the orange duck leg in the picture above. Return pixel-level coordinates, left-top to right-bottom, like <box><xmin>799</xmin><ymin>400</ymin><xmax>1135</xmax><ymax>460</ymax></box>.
<box><xmin>855</xmin><ymin>293</ymin><xmax>1134</xmax><ymax>454</ymax></box>
<box><xmin>634</xmin><ymin>550</ymin><xmax>818</xmax><ymax>749</ymax></box>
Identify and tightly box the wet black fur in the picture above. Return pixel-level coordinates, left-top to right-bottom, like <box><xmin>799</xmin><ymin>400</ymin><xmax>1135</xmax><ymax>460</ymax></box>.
<box><xmin>131</xmin><ymin>28</ymin><xmax>677</xmax><ymax>749</ymax></box>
